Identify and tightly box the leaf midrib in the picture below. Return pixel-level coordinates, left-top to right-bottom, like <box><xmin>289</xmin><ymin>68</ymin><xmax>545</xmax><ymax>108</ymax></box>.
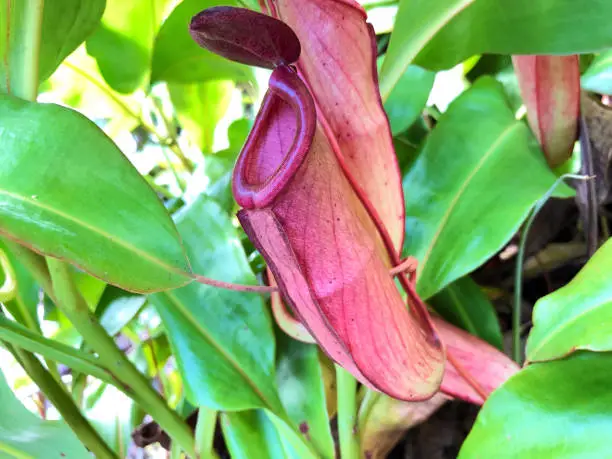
<box><xmin>161</xmin><ymin>290</ymin><xmax>281</xmax><ymax>413</ymax></box>
<box><xmin>418</xmin><ymin>122</ymin><xmax>522</xmax><ymax>283</ymax></box>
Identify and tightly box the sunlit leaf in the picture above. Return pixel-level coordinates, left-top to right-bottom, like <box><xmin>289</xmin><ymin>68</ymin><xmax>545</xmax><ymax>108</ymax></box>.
<box><xmin>151</xmin><ymin>0</ymin><xmax>253</xmax><ymax>83</ymax></box>
<box><xmin>149</xmin><ymin>196</ymin><xmax>282</xmax><ymax>412</ymax></box>
<box><xmin>381</xmin><ymin>0</ymin><xmax>612</xmax><ymax>99</ymax></box>
<box><xmin>404</xmin><ymin>77</ymin><xmax>573</xmax><ymax>299</ymax></box>
<box><xmin>0</xmin><ymin>95</ymin><xmax>191</xmax><ymax>293</ymax></box>
<box><xmin>460</xmin><ymin>352</ymin><xmax>612</xmax><ymax>458</ymax></box>
<box><xmin>86</xmin><ymin>0</ymin><xmax>171</xmax><ymax>93</ymax></box>
<box><xmin>527</xmin><ymin>238</ymin><xmax>612</xmax><ymax>362</ymax></box>
<box><xmin>0</xmin><ymin>369</ymin><xmax>90</xmax><ymax>458</ymax></box>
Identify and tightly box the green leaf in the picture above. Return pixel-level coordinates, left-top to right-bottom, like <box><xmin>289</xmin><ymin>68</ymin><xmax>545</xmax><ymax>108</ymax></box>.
<box><xmin>382</xmin><ymin>63</ymin><xmax>435</xmax><ymax>135</ymax></box>
<box><xmin>96</xmin><ymin>286</ymin><xmax>146</xmax><ymax>336</ymax></box>
<box><xmin>0</xmin><ymin>315</ymin><xmax>114</xmax><ymax>384</ymax></box>
<box><xmin>0</xmin><ymin>95</ymin><xmax>191</xmax><ymax>293</ymax></box>
<box><xmin>582</xmin><ymin>50</ymin><xmax>612</xmax><ymax>95</ymax></box>
<box><xmin>0</xmin><ymin>239</ymin><xmax>40</xmax><ymax>331</ymax></box>
<box><xmin>381</xmin><ymin>0</ymin><xmax>612</xmax><ymax>99</ymax></box>
<box><xmin>168</xmin><ymin>80</ymin><xmax>234</xmax><ymax>153</ymax></box>
<box><xmin>276</xmin><ymin>333</ymin><xmax>335</xmax><ymax>459</ymax></box>
<box><xmin>526</xmin><ymin>238</ymin><xmax>612</xmax><ymax>362</ymax></box>
<box><xmin>184</xmin><ymin>118</ymin><xmax>251</xmax><ymax>212</ymax></box>
<box><xmin>429</xmin><ymin>276</ymin><xmax>503</xmax><ymax>350</ymax></box>
<box><xmin>151</xmin><ymin>0</ymin><xmax>253</xmax><ymax>83</ymax></box>
<box><xmin>86</xmin><ymin>384</ymin><xmax>136</xmax><ymax>457</ymax></box>
<box><xmin>221</xmin><ymin>410</ymin><xmax>287</xmax><ymax>459</ymax></box>
<box><xmin>86</xmin><ymin>0</ymin><xmax>170</xmax><ymax>93</ymax></box>
<box><xmin>0</xmin><ymin>0</ymin><xmax>105</xmax><ymax>92</ymax></box>
<box><xmin>149</xmin><ymin>196</ymin><xmax>282</xmax><ymax>412</ymax></box>
<box><xmin>0</xmin><ymin>368</ymin><xmax>90</xmax><ymax>458</ymax></box>
<box><xmin>460</xmin><ymin>352</ymin><xmax>612</xmax><ymax>459</ymax></box>
<box><xmin>403</xmin><ymin>77</ymin><xmax>573</xmax><ymax>300</ymax></box>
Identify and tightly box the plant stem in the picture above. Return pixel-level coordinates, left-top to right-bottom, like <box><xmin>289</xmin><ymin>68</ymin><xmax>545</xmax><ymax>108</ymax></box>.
<box><xmin>46</xmin><ymin>258</ymin><xmax>197</xmax><ymax>456</ymax></box>
<box><xmin>0</xmin><ymin>248</ymin><xmax>17</xmax><ymax>301</ymax></box>
<box><xmin>335</xmin><ymin>365</ymin><xmax>359</xmax><ymax>459</ymax></box>
<box><xmin>19</xmin><ymin>0</ymin><xmax>44</xmax><ymax>100</ymax></box>
<box><xmin>513</xmin><ymin>173</ymin><xmax>589</xmax><ymax>364</ymax></box>
<box><xmin>3</xmin><ymin>241</ymin><xmax>55</xmax><ymax>301</ymax></box>
<box><xmin>8</xmin><ymin>344</ymin><xmax>118</xmax><ymax>459</ymax></box>
<box><xmin>0</xmin><ymin>315</ymin><xmax>116</xmax><ymax>384</ymax></box>
<box><xmin>195</xmin><ymin>407</ymin><xmax>218</xmax><ymax>459</ymax></box>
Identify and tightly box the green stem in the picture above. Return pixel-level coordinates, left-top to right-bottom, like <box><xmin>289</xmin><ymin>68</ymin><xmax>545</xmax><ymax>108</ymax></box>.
<box><xmin>335</xmin><ymin>365</ymin><xmax>359</xmax><ymax>459</ymax></box>
<box><xmin>3</xmin><ymin>240</ymin><xmax>55</xmax><ymax>302</ymax></box>
<box><xmin>46</xmin><ymin>258</ymin><xmax>196</xmax><ymax>456</ymax></box>
<box><xmin>195</xmin><ymin>407</ymin><xmax>218</xmax><ymax>459</ymax></box>
<box><xmin>0</xmin><ymin>315</ymin><xmax>116</xmax><ymax>384</ymax></box>
<box><xmin>8</xmin><ymin>344</ymin><xmax>118</xmax><ymax>459</ymax></box>
<box><xmin>0</xmin><ymin>248</ymin><xmax>17</xmax><ymax>301</ymax></box>
<box><xmin>513</xmin><ymin>173</ymin><xmax>589</xmax><ymax>364</ymax></box>
<box><xmin>19</xmin><ymin>0</ymin><xmax>44</xmax><ymax>100</ymax></box>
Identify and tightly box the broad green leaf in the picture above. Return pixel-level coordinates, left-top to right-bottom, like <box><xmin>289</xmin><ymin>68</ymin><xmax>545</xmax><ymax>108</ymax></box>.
<box><xmin>0</xmin><ymin>95</ymin><xmax>191</xmax><ymax>293</ymax></box>
<box><xmin>168</xmin><ymin>80</ymin><xmax>234</xmax><ymax>153</ymax></box>
<box><xmin>0</xmin><ymin>0</ymin><xmax>105</xmax><ymax>93</ymax></box>
<box><xmin>526</xmin><ymin>238</ymin><xmax>612</xmax><ymax>362</ymax></box>
<box><xmin>96</xmin><ymin>286</ymin><xmax>146</xmax><ymax>336</ymax></box>
<box><xmin>382</xmin><ymin>62</ymin><xmax>435</xmax><ymax>135</ymax></box>
<box><xmin>403</xmin><ymin>77</ymin><xmax>573</xmax><ymax>300</ymax></box>
<box><xmin>86</xmin><ymin>384</ymin><xmax>136</xmax><ymax>457</ymax></box>
<box><xmin>582</xmin><ymin>50</ymin><xmax>612</xmax><ymax>95</ymax></box>
<box><xmin>221</xmin><ymin>410</ymin><xmax>287</xmax><ymax>459</ymax></box>
<box><xmin>276</xmin><ymin>333</ymin><xmax>335</xmax><ymax>459</ymax></box>
<box><xmin>381</xmin><ymin>0</ymin><xmax>612</xmax><ymax>99</ymax></box>
<box><xmin>149</xmin><ymin>196</ymin><xmax>282</xmax><ymax>412</ymax></box>
<box><xmin>429</xmin><ymin>276</ymin><xmax>503</xmax><ymax>349</ymax></box>
<box><xmin>460</xmin><ymin>352</ymin><xmax>612</xmax><ymax>458</ymax></box>
<box><xmin>86</xmin><ymin>0</ymin><xmax>170</xmax><ymax>93</ymax></box>
<box><xmin>151</xmin><ymin>0</ymin><xmax>253</xmax><ymax>83</ymax></box>
<box><xmin>0</xmin><ymin>369</ymin><xmax>90</xmax><ymax>458</ymax></box>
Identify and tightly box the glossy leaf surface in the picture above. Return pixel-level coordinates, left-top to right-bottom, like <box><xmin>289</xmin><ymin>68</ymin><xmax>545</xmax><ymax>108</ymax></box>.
<box><xmin>460</xmin><ymin>352</ymin><xmax>612</xmax><ymax>458</ymax></box>
<box><xmin>527</xmin><ymin>238</ymin><xmax>612</xmax><ymax>362</ymax></box>
<box><xmin>581</xmin><ymin>50</ymin><xmax>612</xmax><ymax>95</ymax></box>
<box><xmin>86</xmin><ymin>0</ymin><xmax>169</xmax><ymax>93</ymax></box>
<box><xmin>149</xmin><ymin>197</ymin><xmax>282</xmax><ymax>412</ymax></box>
<box><xmin>151</xmin><ymin>0</ymin><xmax>253</xmax><ymax>83</ymax></box>
<box><xmin>168</xmin><ymin>80</ymin><xmax>234</xmax><ymax>153</ymax></box>
<box><xmin>429</xmin><ymin>276</ymin><xmax>503</xmax><ymax>350</ymax></box>
<box><xmin>220</xmin><ymin>410</ymin><xmax>287</xmax><ymax>459</ymax></box>
<box><xmin>404</xmin><ymin>77</ymin><xmax>573</xmax><ymax>300</ymax></box>
<box><xmin>381</xmin><ymin>0</ymin><xmax>612</xmax><ymax>98</ymax></box>
<box><xmin>0</xmin><ymin>369</ymin><xmax>89</xmax><ymax>458</ymax></box>
<box><xmin>276</xmin><ymin>333</ymin><xmax>335</xmax><ymax>459</ymax></box>
<box><xmin>0</xmin><ymin>0</ymin><xmax>104</xmax><ymax>93</ymax></box>
<box><xmin>0</xmin><ymin>95</ymin><xmax>191</xmax><ymax>293</ymax></box>
<box><xmin>383</xmin><ymin>63</ymin><xmax>435</xmax><ymax>136</ymax></box>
